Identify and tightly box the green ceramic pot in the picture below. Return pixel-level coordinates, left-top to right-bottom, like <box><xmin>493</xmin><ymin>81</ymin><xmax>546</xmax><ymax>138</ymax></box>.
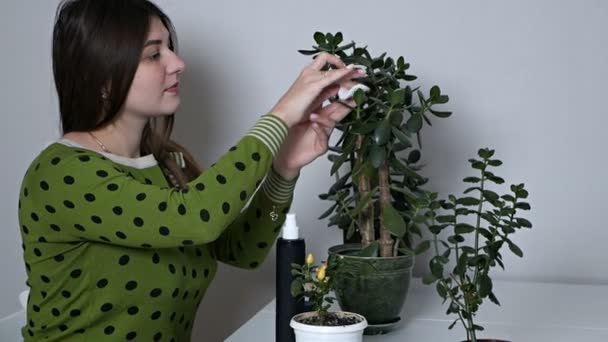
<box><xmin>327</xmin><ymin>243</ymin><xmax>414</xmax><ymax>334</ymax></box>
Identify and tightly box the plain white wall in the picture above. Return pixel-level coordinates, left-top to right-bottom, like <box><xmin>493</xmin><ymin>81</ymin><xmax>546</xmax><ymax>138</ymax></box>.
<box><xmin>2</xmin><ymin>0</ymin><xmax>607</xmax><ymax>340</ymax></box>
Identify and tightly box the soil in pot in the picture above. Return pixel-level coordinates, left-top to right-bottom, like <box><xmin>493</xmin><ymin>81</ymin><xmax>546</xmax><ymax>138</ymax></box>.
<box><xmin>297</xmin><ymin>312</ymin><xmax>362</xmax><ymax>326</ymax></box>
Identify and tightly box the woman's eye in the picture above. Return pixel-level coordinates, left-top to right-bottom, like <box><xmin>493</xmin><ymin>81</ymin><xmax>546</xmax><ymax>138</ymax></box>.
<box><xmin>149</xmin><ymin>52</ymin><xmax>161</xmax><ymax>60</ymax></box>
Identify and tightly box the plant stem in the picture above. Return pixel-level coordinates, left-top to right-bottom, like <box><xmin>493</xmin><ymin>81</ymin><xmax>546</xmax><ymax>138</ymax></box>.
<box><xmin>355</xmin><ymin>135</ymin><xmax>374</xmax><ymax>248</ymax></box>
<box><xmin>472</xmin><ymin>164</ymin><xmax>486</xmax><ymax>285</ymax></box>
<box><xmin>379</xmin><ymin>162</ymin><xmax>394</xmax><ymax>257</ymax></box>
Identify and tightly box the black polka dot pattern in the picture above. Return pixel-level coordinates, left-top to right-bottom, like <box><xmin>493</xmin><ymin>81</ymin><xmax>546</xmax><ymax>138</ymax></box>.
<box><xmin>18</xmin><ymin>123</ymin><xmax>296</xmax><ymax>340</ymax></box>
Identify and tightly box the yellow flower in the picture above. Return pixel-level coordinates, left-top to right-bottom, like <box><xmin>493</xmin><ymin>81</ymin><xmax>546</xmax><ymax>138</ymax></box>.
<box><xmin>317</xmin><ymin>264</ymin><xmax>326</xmax><ymax>281</ymax></box>
<box><xmin>306</xmin><ymin>254</ymin><xmax>314</xmax><ymax>266</ymax></box>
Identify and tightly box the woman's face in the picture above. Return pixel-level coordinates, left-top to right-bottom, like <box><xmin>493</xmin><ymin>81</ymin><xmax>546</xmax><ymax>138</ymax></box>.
<box><xmin>122</xmin><ymin>16</ymin><xmax>186</xmax><ymax>119</ymax></box>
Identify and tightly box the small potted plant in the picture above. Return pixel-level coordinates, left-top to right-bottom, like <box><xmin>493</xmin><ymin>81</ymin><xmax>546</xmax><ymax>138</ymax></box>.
<box><xmin>299</xmin><ymin>31</ymin><xmax>452</xmax><ymax>333</ymax></box>
<box><xmin>290</xmin><ymin>254</ymin><xmax>368</xmax><ymax>342</ymax></box>
<box><xmin>421</xmin><ymin>148</ymin><xmax>533</xmax><ymax>342</ymax></box>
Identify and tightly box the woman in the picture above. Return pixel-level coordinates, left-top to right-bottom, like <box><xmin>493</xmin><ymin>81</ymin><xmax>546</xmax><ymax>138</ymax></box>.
<box><xmin>18</xmin><ymin>0</ymin><xmax>364</xmax><ymax>340</ymax></box>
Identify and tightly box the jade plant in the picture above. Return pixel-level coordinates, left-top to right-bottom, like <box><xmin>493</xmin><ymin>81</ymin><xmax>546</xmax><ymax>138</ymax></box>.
<box><xmin>421</xmin><ymin>148</ymin><xmax>533</xmax><ymax>342</ymax></box>
<box><xmin>300</xmin><ymin>32</ymin><xmax>452</xmax><ymax>257</ymax></box>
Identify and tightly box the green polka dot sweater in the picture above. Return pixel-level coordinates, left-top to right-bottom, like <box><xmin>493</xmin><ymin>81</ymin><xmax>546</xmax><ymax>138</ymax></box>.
<box><xmin>18</xmin><ymin>114</ymin><xmax>298</xmax><ymax>341</ymax></box>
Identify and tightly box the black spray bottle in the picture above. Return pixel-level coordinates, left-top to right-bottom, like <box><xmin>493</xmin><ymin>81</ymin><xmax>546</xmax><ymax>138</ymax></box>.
<box><xmin>276</xmin><ymin>213</ymin><xmax>306</xmax><ymax>342</ymax></box>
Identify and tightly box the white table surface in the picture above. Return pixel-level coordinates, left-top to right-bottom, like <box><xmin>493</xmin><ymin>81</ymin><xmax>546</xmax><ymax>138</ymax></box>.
<box><xmin>225</xmin><ymin>278</ymin><xmax>608</xmax><ymax>341</ymax></box>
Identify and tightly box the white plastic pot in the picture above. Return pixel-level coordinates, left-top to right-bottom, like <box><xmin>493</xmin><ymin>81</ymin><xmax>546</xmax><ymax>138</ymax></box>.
<box><xmin>290</xmin><ymin>311</ymin><xmax>368</xmax><ymax>342</ymax></box>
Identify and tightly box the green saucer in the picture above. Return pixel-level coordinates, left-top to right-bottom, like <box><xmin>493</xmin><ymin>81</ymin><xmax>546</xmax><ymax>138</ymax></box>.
<box><xmin>363</xmin><ymin>317</ymin><xmax>403</xmax><ymax>335</ymax></box>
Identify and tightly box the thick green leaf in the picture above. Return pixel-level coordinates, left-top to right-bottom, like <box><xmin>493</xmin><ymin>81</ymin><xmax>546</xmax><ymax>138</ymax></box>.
<box><xmin>370</xmin><ymin>145</ymin><xmax>386</xmax><ymax>168</ymax></box>
<box><xmin>353</xmin><ymin>89</ymin><xmax>367</xmax><ymax>106</ymax></box>
<box><xmin>391</xmin><ymin>127</ymin><xmax>412</xmax><ymax>148</ymax></box>
<box><xmin>463</xmin><ymin>177</ymin><xmax>481</xmax><ymax>183</ymax></box>
<box><xmin>435</xmin><ymin>95</ymin><xmax>449</xmax><ymax>104</ymax></box>
<box><xmin>389</xmin><ymin>111</ymin><xmax>404</xmax><ymax>126</ymax></box>
<box><xmin>390</xmin><ymin>89</ymin><xmax>406</xmax><ymax>105</ymax></box>
<box><xmin>455</xmin><ymin>252</ymin><xmax>468</xmax><ymax>276</ymax></box>
<box><xmin>318</xmin><ymin>203</ymin><xmax>338</xmax><ymax>220</ymax></box>
<box><xmin>515</xmin><ymin>202</ymin><xmax>531</xmax><ymax>210</ymax></box>
<box><xmin>455</xmin><ymin>223</ymin><xmax>476</xmax><ymax>234</ymax></box>
<box><xmin>408</xmin><ymin>150</ymin><xmax>421</xmax><ymax>163</ymax></box>
<box><xmin>330</xmin><ymin>151</ymin><xmax>349</xmax><ymax>176</ymax></box>
<box><xmin>429</xmin><ymin>109</ymin><xmax>452</xmax><ymax>118</ymax></box>
<box><xmin>448</xmin><ymin>319</ymin><xmax>459</xmax><ymax>330</ymax></box>
<box><xmin>313</xmin><ymin>32</ymin><xmax>326</xmax><ymax>45</ymax></box>
<box><xmin>328</xmin><ymin>171</ymin><xmax>351</xmax><ymax>194</ymax></box>
<box><xmin>404</xmin><ymin>86</ymin><xmax>413</xmax><ymax>106</ymax></box>
<box><xmin>405</xmin><ymin>114</ymin><xmax>423</xmax><ymax>133</ymax></box>
<box><xmin>373</xmin><ymin>119</ymin><xmax>392</xmax><ymax>146</ymax></box>
<box><xmin>333</xmin><ymin>32</ymin><xmax>343</xmax><ymax>45</ymax></box>
<box><xmin>382</xmin><ymin>203</ymin><xmax>406</xmax><ymax>238</ymax></box>
<box><xmin>464</xmin><ymin>186</ymin><xmax>482</xmax><ymax>194</ymax></box>
<box><xmin>298</xmin><ymin>49</ymin><xmax>319</xmax><ymax>55</ymax></box>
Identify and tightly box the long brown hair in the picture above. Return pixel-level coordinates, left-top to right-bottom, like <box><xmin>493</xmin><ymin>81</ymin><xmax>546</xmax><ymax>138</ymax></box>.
<box><xmin>53</xmin><ymin>0</ymin><xmax>201</xmax><ymax>188</ymax></box>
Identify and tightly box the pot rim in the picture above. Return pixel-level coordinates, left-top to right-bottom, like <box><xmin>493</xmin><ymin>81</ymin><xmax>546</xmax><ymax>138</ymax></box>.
<box><xmin>328</xmin><ymin>243</ymin><xmax>414</xmax><ymax>261</ymax></box>
<box><xmin>290</xmin><ymin>311</ymin><xmax>368</xmax><ymax>333</ymax></box>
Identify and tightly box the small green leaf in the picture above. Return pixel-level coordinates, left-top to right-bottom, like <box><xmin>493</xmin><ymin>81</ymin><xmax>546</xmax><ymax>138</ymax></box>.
<box><xmin>382</xmin><ymin>203</ymin><xmax>406</xmax><ymax>238</ymax></box>
<box><xmin>408</xmin><ymin>150</ymin><xmax>421</xmax><ymax>163</ymax></box>
<box><xmin>478</xmin><ymin>274</ymin><xmax>492</xmax><ymax>297</ymax></box>
<box><xmin>430</xmin><ymin>86</ymin><xmax>441</xmax><ymax>100</ymax></box>
<box><xmin>463</xmin><ymin>177</ymin><xmax>481</xmax><ymax>183</ymax></box>
<box><xmin>483</xmin><ymin>190</ymin><xmax>499</xmax><ymax>202</ymax></box>
<box><xmin>318</xmin><ymin>203</ymin><xmax>338</xmax><ymax>220</ymax></box>
<box><xmin>488</xmin><ymin>159</ymin><xmax>503</xmax><ymax>167</ymax></box>
<box><xmin>454</xmin><ymin>223</ymin><xmax>475</xmax><ymax>234</ymax></box>
<box><xmin>436</xmin><ymin>215</ymin><xmax>455</xmax><ymax>223</ymax></box>
<box><xmin>457</xmin><ymin>197</ymin><xmax>480</xmax><ymax>206</ymax></box>
<box><xmin>391</xmin><ymin>127</ymin><xmax>412</xmax><ymax>148</ymax></box>
<box><xmin>333</xmin><ymin>32</ymin><xmax>343</xmax><ymax>45</ymax></box>
<box><xmin>313</xmin><ymin>32</ymin><xmax>326</xmax><ymax>45</ymax></box>
<box><xmin>489</xmin><ymin>291</ymin><xmax>501</xmax><ymax>305</ymax></box>
<box><xmin>508</xmin><ymin>241</ymin><xmax>524</xmax><ymax>257</ymax></box>
<box><xmin>414</xmin><ymin>240</ymin><xmax>431</xmax><ymax>254</ymax></box>
<box><xmin>478</xmin><ymin>148</ymin><xmax>495</xmax><ymax>159</ymax></box>
<box><xmin>448</xmin><ymin>319</ymin><xmax>459</xmax><ymax>330</ymax></box>
<box><xmin>353</xmin><ymin>89</ymin><xmax>367</xmax><ymax>106</ymax></box>
<box><xmin>516</xmin><ymin>189</ymin><xmax>529</xmax><ymax>199</ymax></box>
<box><xmin>471</xmin><ymin>161</ymin><xmax>485</xmax><ymax>170</ymax></box>
<box><xmin>515</xmin><ymin>202</ymin><xmax>531</xmax><ymax>210</ymax></box>
<box><xmin>290</xmin><ymin>279</ymin><xmax>303</xmax><ymax>297</ymax></box>
<box><xmin>448</xmin><ymin>235</ymin><xmax>465</xmax><ymax>244</ymax></box>
<box><xmin>516</xmin><ymin>217</ymin><xmax>532</xmax><ymax>228</ymax></box>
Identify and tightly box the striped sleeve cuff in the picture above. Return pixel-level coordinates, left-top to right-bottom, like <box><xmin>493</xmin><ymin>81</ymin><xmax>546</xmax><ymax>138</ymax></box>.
<box><xmin>245</xmin><ymin>114</ymin><xmax>289</xmax><ymax>157</ymax></box>
<box><xmin>262</xmin><ymin>167</ymin><xmax>298</xmax><ymax>203</ymax></box>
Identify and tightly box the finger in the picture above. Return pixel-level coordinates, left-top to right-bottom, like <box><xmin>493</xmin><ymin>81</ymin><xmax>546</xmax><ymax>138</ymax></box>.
<box><xmin>307</xmin><ymin>84</ymin><xmax>340</xmax><ymax>113</ymax></box>
<box><xmin>310</xmin><ymin>52</ymin><xmax>346</xmax><ymax>70</ymax></box>
<box><xmin>311</xmin><ymin>123</ymin><xmax>329</xmax><ymax>149</ymax></box>
<box><xmin>309</xmin><ymin>113</ymin><xmax>335</xmax><ymax>135</ymax></box>
<box><xmin>318</xmin><ymin>68</ymin><xmax>359</xmax><ymax>88</ymax></box>
<box><xmin>318</xmin><ymin>99</ymin><xmax>356</xmax><ymax>122</ymax></box>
